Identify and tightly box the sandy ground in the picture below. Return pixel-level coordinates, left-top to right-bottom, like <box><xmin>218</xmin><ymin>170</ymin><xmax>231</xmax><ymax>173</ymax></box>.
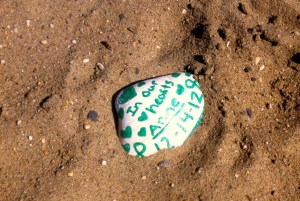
<box><xmin>1</xmin><ymin>0</ymin><xmax>300</xmax><ymax>200</ymax></box>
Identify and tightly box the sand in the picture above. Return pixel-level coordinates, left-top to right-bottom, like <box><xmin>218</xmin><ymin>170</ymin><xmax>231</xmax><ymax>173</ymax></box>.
<box><xmin>0</xmin><ymin>0</ymin><xmax>300</xmax><ymax>200</ymax></box>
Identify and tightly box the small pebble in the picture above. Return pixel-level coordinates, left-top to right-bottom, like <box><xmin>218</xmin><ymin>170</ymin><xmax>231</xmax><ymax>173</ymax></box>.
<box><xmin>266</xmin><ymin>103</ymin><xmax>272</xmax><ymax>109</ymax></box>
<box><xmin>157</xmin><ymin>160</ymin><xmax>169</xmax><ymax>167</ymax></box>
<box><xmin>259</xmin><ymin>65</ymin><xmax>265</xmax><ymax>71</ymax></box>
<box><xmin>170</xmin><ymin>183</ymin><xmax>175</xmax><ymax>187</ymax></box>
<box><xmin>84</xmin><ymin>124</ymin><xmax>91</xmax><ymax>129</ymax></box>
<box><xmin>255</xmin><ymin>57</ymin><xmax>261</xmax><ymax>64</ymax></box>
<box><xmin>26</xmin><ymin>20</ymin><xmax>31</xmax><ymax>26</ymax></box>
<box><xmin>182</xmin><ymin>9</ymin><xmax>187</xmax><ymax>14</ymax></box>
<box><xmin>246</xmin><ymin>108</ymin><xmax>253</xmax><ymax>117</ymax></box>
<box><xmin>40</xmin><ymin>40</ymin><xmax>48</xmax><ymax>45</ymax></box>
<box><xmin>83</xmin><ymin>59</ymin><xmax>89</xmax><ymax>63</ymax></box>
<box><xmin>97</xmin><ymin>63</ymin><xmax>105</xmax><ymax>70</ymax></box>
<box><xmin>1</xmin><ymin>59</ymin><xmax>6</xmax><ymax>64</ymax></box>
<box><xmin>16</xmin><ymin>120</ymin><xmax>22</xmax><ymax>125</ymax></box>
<box><xmin>101</xmin><ymin>160</ymin><xmax>107</xmax><ymax>165</ymax></box>
<box><xmin>244</xmin><ymin>67</ymin><xmax>252</xmax><ymax>72</ymax></box>
<box><xmin>41</xmin><ymin>138</ymin><xmax>46</xmax><ymax>144</ymax></box>
<box><xmin>81</xmin><ymin>145</ymin><xmax>88</xmax><ymax>154</ymax></box>
<box><xmin>101</xmin><ymin>41</ymin><xmax>112</xmax><ymax>50</ymax></box>
<box><xmin>195</xmin><ymin>167</ymin><xmax>202</xmax><ymax>174</ymax></box>
<box><xmin>141</xmin><ymin>176</ymin><xmax>146</xmax><ymax>180</ymax></box>
<box><xmin>28</xmin><ymin>136</ymin><xmax>33</xmax><ymax>141</ymax></box>
<box><xmin>135</xmin><ymin>68</ymin><xmax>139</xmax><ymax>74</ymax></box>
<box><xmin>72</xmin><ymin>39</ymin><xmax>77</xmax><ymax>44</ymax></box>
<box><xmin>119</xmin><ymin>13</ymin><xmax>125</xmax><ymax>21</ymax></box>
<box><xmin>251</xmin><ymin>77</ymin><xmax>256</xmax><ymax>81</ymax></box>
<box><xmin>68</xmin><ymin>172</ymin><xmax>74</xmax><ymax>177</ymax></box>
<box><xmin>87</xmin><ymin>110</ymin><xmax>98</xmax><ymax>122</ymax></box>
<box><xmin>240</xmin><ymin>111</ymin><xmax>247</xmax><ymax>116</ymax></box>
<box><xmin>49</xmin><ymin>24</ymin><xmax>54</xmax><ymax>28</ymax></box>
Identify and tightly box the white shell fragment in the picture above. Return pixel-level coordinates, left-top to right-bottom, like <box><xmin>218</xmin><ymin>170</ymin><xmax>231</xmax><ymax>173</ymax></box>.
<box><xmin>115</xmin><ymin>72</ymin><xmax>204</xmax><ymax>157</ymax></box>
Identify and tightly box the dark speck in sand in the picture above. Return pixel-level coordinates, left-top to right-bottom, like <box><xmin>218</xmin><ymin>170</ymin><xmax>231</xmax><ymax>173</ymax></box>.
<box><xmin>88</xmin><ymin>110</ymin><xmax>99</xmax><ymax>122</ymax></box>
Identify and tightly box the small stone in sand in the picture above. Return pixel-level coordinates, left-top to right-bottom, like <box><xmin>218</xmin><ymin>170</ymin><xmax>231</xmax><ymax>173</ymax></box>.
<box><xmin>16</xmin><ymin>120</ymin><xmax>22</xmax><ymax>125</ymax></box>
<box><xmin>101</xmin><ymin>160</ymin><xmax>107</xmax><ymax>165</ymax></box>
<box><xmin>240</xmin><ymin>111</ymin><xmax>247</xmax><ymax>116</ymax></box>
<box><xmin>83</xmin><ymin>59</ymin><xmax>90</xmax><ymax>63</ymax></box>
<box><xmin>1</xmin><ymin>59</ymin><xmax>6</xmax><ymax>64</ymax></box>
<box><xmin>84</xmin><ymin>124</ymin><xmax>91</xmax><ymax>129</ymax></box>
<box><xmin>244</xmin><ymin>67</ymin><xmax>252</xmax><ymax>72</ymax></box>
<box><xmin>195</xmin><ymin>167</ymin><xmax>202</xmax><ymax>174</ymax></box>
<box><xmin>28</xmin><ymin>136</ymin><xmax>33</xmax><ymax>141</ymax></box>
<box><xmin>87</xmin><ymin>110</ymin><xmax>98</xmax><ymax>122</ymax></box>
<box><xmin>255</xmin><ymin>57</ymin><xmax>261</xmax><ymax>64</ymax></box>
<box><xmin>157</xmin><ymin>160</ymin><xmax>169</xmax><ymax>167</ymax></box>
<box><xmin>97</xmin><ymin>63</ymin><xmax>104</xmax><ymax>70</ymax></box>
<box><xmin>251</xmin><ymin>77</ymin><xmax>256</xmax><ymax>81</ymax></box>
<box><xmin>246</xmin><ymin>108</ymin><xmax>252</xmax><ymax>117</ymax></box>
<box><xmin>141</xmin><ymin>176</ymin><xmax>146</xmax><ymax>180</ymax></box>
<box><xmin>81</xmin><ymin>145</ymin><xmax>88</xmax><ymax>154</ymax></box>
<box><xmin>40</xmin><ymin>40</ymin><xmax>47</xmax><ymax>45</ymax></box>
<box><xmin>68</xmin><ymin>172</ymin><xmax>74</xmax><ymax>177</ymax></box>
<box><xmin>259</xmin><ymin>65</ymin><xmax>265</xmax><ymax>71</ymax></box>
<box><xmin>119</xmin><ymin>13</ymin><xmax>125</xmax><ymax>21</ymax></box>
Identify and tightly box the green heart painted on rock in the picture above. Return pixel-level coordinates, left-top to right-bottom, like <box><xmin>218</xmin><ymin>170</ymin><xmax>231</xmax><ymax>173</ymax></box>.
<box><xmin>121</xmin><ymin>126</ymin><xmax>132</xmax><ymax>138</ymax></box>
<box><xmin>122</xmin><ymin>143</ymin><xmax>130</xmax><ymax>153</ymax></box>
<box><xmin>176</xmin><ymin>84</ymin><xmax>185</xmax><ymax>95</ymax></box>
<box><xmin>138</xmin><ymin>111</ymin><xmax>148</xmax><ymax>122</ymax></box>
<box><xmin>137</xmin><ymin>127</ymin><xmax>146</xmax><ymax>137</ymax></box>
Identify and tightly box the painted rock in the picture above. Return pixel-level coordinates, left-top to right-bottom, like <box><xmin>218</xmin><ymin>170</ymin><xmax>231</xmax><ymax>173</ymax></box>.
<box><xmin>115</xmin><ymin>72</ymin><xmax>204</xmax><ymax>157</ymax></box>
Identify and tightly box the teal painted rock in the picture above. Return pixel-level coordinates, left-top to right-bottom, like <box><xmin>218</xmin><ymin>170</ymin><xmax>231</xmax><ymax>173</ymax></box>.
<box><xmin>115</xmin><ymin>72</ymin><xmax>204</xmax><ymax>157</ymax></box>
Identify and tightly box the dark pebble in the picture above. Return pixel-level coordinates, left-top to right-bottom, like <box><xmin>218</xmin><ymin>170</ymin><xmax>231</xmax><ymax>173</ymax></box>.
<box><xmin>251</xmin><ymin>77</ymin><xmax>256</xmax><ymax>81</ymax></box>
<box><xmin>135</xmin><ymin>68</ymin><xmax>140</xmax><ymax>74</ymax></box>
<box><xmin>119</xmin><ymin>13</ymin><xmax>125</xmax><ymax>21</ymax></box>
<box><xmin>246</xmin><ymin>108</ymin><xmax>252</xmax><ymax>117</ymax></box>
<box><xmin>87</xmin><ymin>110</ymin><xmax>98</xmax><ymax>122</ymax></box>
<box><xmin>240</xmin><ymin>111</ymin><xmax>247</xmax><ymax>116</ymax></box>
<box><xmin>101</xmin><ymin>41</ymin><xmax>112</xmax><ymax>50</ymax></box>
<box><xmin>244</xmin><ymin>67</ymin><xmax>252</xmax><ymax>72</ymax></box>
<box><xmin>158</xmin><ymin>160</ymin><xmax>169</xmax><ymax>167</ymax></box>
